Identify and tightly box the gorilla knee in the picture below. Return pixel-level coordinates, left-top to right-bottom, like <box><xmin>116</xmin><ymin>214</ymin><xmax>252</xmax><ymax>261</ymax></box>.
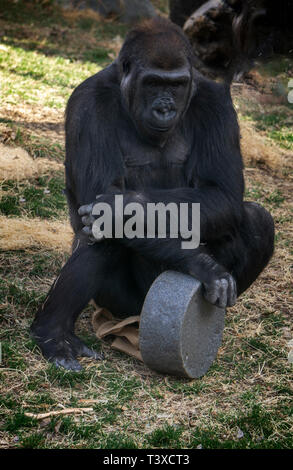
<box><xmin>245</xmin><ymin>201</ymin><xmax>275</xmax><ymax>260</ymax></box>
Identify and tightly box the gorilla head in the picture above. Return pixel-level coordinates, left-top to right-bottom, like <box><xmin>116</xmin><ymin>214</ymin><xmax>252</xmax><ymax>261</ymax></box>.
<box><xmin>118</xmin><ymin>18</ymin><xmax>196</xmax><ymax>143</ymax></box>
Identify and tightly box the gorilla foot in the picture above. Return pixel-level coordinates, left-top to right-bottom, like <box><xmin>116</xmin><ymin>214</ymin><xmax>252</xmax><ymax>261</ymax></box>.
<box><xmin>31</xmin><ymin>328</ymin><xmax>103</xmax><ymax>371</ymax></box>
<box><xmin>53</xmin><ymin>356</ymin><xmax>83</xmax><ymax>372</ymax></box>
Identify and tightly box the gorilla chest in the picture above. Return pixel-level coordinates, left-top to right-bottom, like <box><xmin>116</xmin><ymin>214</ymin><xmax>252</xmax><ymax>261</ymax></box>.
<box><xmin>120</xmin><ymin>132</ymin><xmax>191</xmax><ymax>190</ymax></box>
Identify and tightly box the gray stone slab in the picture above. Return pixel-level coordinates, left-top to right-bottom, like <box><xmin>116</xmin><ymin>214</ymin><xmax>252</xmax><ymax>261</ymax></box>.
<box><xmin>139</xmin><ymin>271</ymin><xmax>226</xmax><ymax>378</ymax></box>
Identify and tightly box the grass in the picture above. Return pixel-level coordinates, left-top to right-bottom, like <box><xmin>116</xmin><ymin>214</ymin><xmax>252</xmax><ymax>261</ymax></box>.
<box><xmin>0</xmin><ymin>43</ymin><xmax>100</xmax><ymax>109</ymax></box>
<box><xmin>0</xmin><ymin>175</ymin><xmax>67</xmax><ymax>218</ymax></box>
<box><xmin>244</xmin><ymin>110</ymin><xmax>293</xmax><ymax>151</ymax></box>
<box><xmin>0</xmin><ymin>120</ymin><xmax>65</xmax><ymax>161</ymax></box>
<box><xmin>146</xmin><ymin>425</ymin><xmax>183</xmax><ymax>447</ymax></box>
<box><xmin>0</xmin><ymin>0</ymin><xmax>292</xmax><ymax>450</ymax></box>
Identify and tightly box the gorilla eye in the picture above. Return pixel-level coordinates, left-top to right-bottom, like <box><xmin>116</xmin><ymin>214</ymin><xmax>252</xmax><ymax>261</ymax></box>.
<box><xmin>123</xmin><ymin>61</ymin><xmax>131</xmax><ymax>75</ymax></box>
<box><xmin>173</xmin><ymin>79</ymin><xmax>188</xmax><ymax>87</ymax></box>
<box><xmin>144</xmin><ymin>79</ymin><xmax>158</xmax><ymax>87</ymax></box>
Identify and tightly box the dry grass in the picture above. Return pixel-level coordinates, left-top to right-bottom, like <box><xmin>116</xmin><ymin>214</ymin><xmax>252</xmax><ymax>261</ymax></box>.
<box><xmin>1</xmin><ymin>105</ymin><xmax>64</xmax><ymax>145</ymax></box>
<box><xmin>0</xmin><ymin>143</ymin><xmax>63</xmax><ymax>181</ymax></box>
<box><xmin>0</xmin><ymin>215</ymin><xmax>72</xmax><ymax>252</ymax></box>
<box><xmin>240</xmin><ymin>121</ymin><xmax>293</xmax><ymax>174</ymax></box>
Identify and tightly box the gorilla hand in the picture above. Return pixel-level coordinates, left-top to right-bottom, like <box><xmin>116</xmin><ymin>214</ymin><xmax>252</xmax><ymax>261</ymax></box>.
<box><xmin>203</xmin><ymin>273</ymin><xmax>237</xmax><ymax>308</ymax></box>
<box><xmin>78</xmin><ymin>189</ymin><xmax>123</xmax><ymax>241</ymax></box>
<box><xmin>188</xmin><ymin>253</ymin><xmax>237</xmax><ymax>308</ymax></box>
<box><xmin>77</xmin><ymin>202</ymin><xmax>95</xmax><ymax>241</ymax></box>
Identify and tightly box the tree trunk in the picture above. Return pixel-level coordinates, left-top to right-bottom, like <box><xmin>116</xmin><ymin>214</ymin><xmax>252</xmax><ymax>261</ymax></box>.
<box><xmin>169</xmin><ymin>0</ymin><xmax>293</xmax><ymax>79</ymax></box>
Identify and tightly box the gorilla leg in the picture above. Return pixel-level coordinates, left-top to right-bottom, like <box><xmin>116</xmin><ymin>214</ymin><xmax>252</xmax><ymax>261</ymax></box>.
<box><xmin>31</xmin><ymin>241</ymin><xmax>143</xmax><ymax>370</ymax></box>
<box><xmin>209</xmin><ymin>202</ymin><xmax>275</xmax><ymax>296</ymax></box>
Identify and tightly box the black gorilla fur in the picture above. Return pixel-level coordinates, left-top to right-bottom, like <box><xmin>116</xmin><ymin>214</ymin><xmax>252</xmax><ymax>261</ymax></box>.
<box><xmin>31</xmin><ymin>18</ymin><xmax>274</xmax><ymax>371</ymax></box>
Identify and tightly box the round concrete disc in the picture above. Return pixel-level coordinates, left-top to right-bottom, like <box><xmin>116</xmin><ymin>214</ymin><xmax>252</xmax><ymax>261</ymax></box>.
<box><xmin>139</xmin><ymin>271</ymin><xmax>226</xmax><ymax>378</ymax></box>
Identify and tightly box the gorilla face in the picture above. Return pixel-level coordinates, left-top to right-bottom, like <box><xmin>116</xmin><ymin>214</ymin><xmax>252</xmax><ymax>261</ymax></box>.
<box><xmin>120</xmin><ymin>61</ymin><xmax>195</xmax><ymax>144</ymax></box>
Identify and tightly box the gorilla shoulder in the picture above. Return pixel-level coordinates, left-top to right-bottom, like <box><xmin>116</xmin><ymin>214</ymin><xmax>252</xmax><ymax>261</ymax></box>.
<box><xmin>66</xmin><ymin>62</ymin><xmax>121</xmax><ymax>128</ymax></box>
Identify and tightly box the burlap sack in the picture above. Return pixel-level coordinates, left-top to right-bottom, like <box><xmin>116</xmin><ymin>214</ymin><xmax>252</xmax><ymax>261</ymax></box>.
<box><xmin>92</xmin><ymin>307</ymin><xmax>143</xmax><ymax>361</ymax></box>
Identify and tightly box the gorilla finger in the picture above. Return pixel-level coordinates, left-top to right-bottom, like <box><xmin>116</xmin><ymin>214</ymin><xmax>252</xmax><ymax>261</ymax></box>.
<box><xmin>227</xmin><ymin>276</ymin><xmax>237</xmax><ymax>307</ymax></box>
<box><xmin>78</xmin><ymin>203</ymin><xmax>94</xmax><ymax>216</ymax></box>
<box><xmin>82</xmin><ymin>226</ymin><xmax>93</xmax><ymax>236</ymax></box>
<box><xmin>217</xmin><ymin>278</ymin><xmax>228</xmax><ymax>308</ymax></box>
<box><xmin>81</xmin><ymin>215</ymin><xmax>95</xmax><ymax>226</ymax></box>
<box><xmin>203</xmin><ymin>280</ymin><xmax>220</xmax><ymax>305</ymax></box>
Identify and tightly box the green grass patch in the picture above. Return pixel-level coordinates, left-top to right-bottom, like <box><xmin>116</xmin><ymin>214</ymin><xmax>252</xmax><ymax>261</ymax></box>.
<box><xmin>0</xmin><ymin>394</ymin><xmax>20</xmax><ymax>410</ymax></box>
<box><xmin>0</xmin><ymin>251</ymin><xmax>64</xmax><ymax>278</ymax></box>
<box><xmin>27</xmin><ymin>139</ymin><xmax>64</xmax><ymax>161</ymax></box>
<box><xmin>50</xmin><ymin>415</ymin><xmax>101</xmax><ymax>440</ymax></box>
<box><xmin>0</xmin><ymin>341</ymin><xmax>27</xmax><ymax>369</ymax></box>
<box><xmin>44</xmin><ymin>364</ymin><xmax>96</xmax><ymax>388</ymax></box>
<box><xmin>268</xmin><ymin>130</ymin><xmax>293</xmax><ymax>150</ymax></box>
<box><xmin>4</xmin><ymin>410</ymin><xmax>38</xmax><ymax>433</ymax></box>
<box><xmin>93</xmin><ymin>401</ymin><xmax>124</xmax><ymax>426</ymax></box>
<box><xmin>190</xmin><ymin>404</ymin><xmax>293</xmax><ymax>449</ymax></box>
<box><xmin>244</xmin><ymin>110</ymin><xmax>293</xmax><ymax>150</ymax></box>
<box><xmin>146</xmin><ymin>424</ymin><xmax>183</xmax><ymax>448</ymax></box>
<box><xmin>244</xmin><ymin>184</ymin><xmax>264</xmax><ymax>201</ymax></box>
<box><xmin>0</xmin><ymin>43</ymin><xmax>100</xmax><ymax>109</ymax></box>
<box><xmin>0</xmin><ymin>278</ymin><xmax>45</xmax><ymax>312</ymax></box>
<box><xmin>0</xmin><ymin>175</ymin><xmax>66</xmax><ymax>218</ymax></box>
<box><xmin>20</xmin><ymin>432</ymin><xmax>46</xmax><ymax>449</ymax></box>
<box><xmin>106</xmin><ymin>375</ymin><xmax>141</xmax><ymax>402</ymax></box>
<box><xmin>100</xmin><ymin>433</ymin><xmax>137</xmax><ymax>449</ymax></box>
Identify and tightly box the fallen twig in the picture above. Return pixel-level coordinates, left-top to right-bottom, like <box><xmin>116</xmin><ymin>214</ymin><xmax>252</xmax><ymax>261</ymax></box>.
<box><xmin>24</xmin><ymin>407</ymin><xmax>93</xmax><ymax>420</ymax></box>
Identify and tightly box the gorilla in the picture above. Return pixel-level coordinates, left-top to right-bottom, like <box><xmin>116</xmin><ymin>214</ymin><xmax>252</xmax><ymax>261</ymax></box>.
<box><xmin>31</xmin><ymin>17</ymin><xmax>274</xmax><ymax>370</ymax></box>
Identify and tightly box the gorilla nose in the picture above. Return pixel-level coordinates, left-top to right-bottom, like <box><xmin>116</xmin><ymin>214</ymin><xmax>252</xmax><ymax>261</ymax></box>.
<box><xmin>152</xmin><ymin>98</ymin><xmax>176</xmax><ymax>124</ymax></box>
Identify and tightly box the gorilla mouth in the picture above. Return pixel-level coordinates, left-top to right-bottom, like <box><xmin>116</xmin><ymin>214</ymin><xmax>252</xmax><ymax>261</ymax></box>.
<box><xmin>147</xmin><ymin>123</ymin><xmax>171</xmax><ymax>133</ymax></box>
<box><xmin>152</xmin><ymin>109</ymin><xmax>177</xmax><ymax>123</ymax></box>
